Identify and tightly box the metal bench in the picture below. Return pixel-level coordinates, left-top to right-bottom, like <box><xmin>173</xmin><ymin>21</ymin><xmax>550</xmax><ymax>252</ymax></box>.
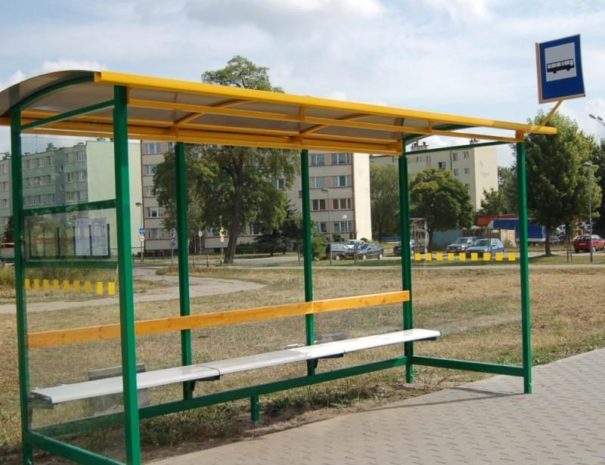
<box><xmin>31</xmin><ymin>328</ymin><xmax>439</xmax><ymax>406</ymax></box>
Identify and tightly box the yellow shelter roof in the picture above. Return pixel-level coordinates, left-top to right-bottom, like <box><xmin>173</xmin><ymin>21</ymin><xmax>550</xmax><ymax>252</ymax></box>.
<box><xmin>0</xmin><ymin>70</ymin><xmax>556</xmax><ymax>155</ymax></box>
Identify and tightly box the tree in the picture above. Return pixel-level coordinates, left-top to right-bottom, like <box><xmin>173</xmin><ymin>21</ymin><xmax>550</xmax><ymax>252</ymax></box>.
<box><xmin>592</xmin><ymin>138</ymin><xmax>605</xmax><ymax>236</ymax></box>
<box><xmin>478</xmin><ymin>188</ymin><xmax>506</xmax><ymax>216</ymax></box>
<box><xmin>153</xmin><ymin>147</ymin><xmax>210</xmax><ymax>244</ymax></box>
<box><xmin>370</xmin><ymin>163</ymin><xmax>399</xmax><ymax>241</ymax></box>
<box><xmin>498</xmin><ymin>166</ymin><xmax>518</xmax><ymax>213</ymax></box>
<box><xmin>409</xmin><ymin>168</ymin><xmax>473</xmax><ymax>248</ymax></box>
<box><xmin>154</xmin><ymin>56</ymin><xmax>297</xmax><ymax>264</ymax></box>
<box><xmin>525</xmin><ymin>112</ymin><xmax>601</xmax><ymax>255</ymax></box>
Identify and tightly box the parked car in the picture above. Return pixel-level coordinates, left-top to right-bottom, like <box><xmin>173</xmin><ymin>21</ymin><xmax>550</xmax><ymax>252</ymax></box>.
<box><xmin>572</xmin><ymin>235</ymin><xmax>605</xmax><ymax>253</ymax></box>
<box><xmin>446</xmin><ymin>237</ymin><xmax>477</xmax><ymax>253</ymax></box>
<box><xmin>356</xmin><ymin>243</ymin><xmax>385</xmax><ymax>260</ymax></box>
<box><xmin>466</xmin><ymin>238</ymin><xmax>505</xmax><ymax>256</ymax></box>
<box><xmin>327</xmin><ymin>242</ymin><xmax>352</xmax><ymax>260</ymax></box>
<box><xmin>393</xmin><ymin>240</ymin><xmax>415</xmax><ymax>257</ymax></box>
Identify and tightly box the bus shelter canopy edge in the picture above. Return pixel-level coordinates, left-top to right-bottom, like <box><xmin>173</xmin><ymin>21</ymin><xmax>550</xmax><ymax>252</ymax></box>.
<box><xmin>0</xmin><ymin>70</ymin><xmax>557</xmax><ymax>155</ymax></box>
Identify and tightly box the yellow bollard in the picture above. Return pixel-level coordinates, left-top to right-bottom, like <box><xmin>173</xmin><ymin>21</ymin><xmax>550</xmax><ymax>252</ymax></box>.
<box><xmin>25</xmin><ymin>278</ymin><xmax>30</xmax><ymax>290</ymax></box>
<box><xmin>471</xmin><ymin>253</ymin><xmax>478</xmax><ymax>261</ymax></box>
<box><xmin>52</xmin><ymin>279</ymin><xmax>60</xmax><ymax>291</ymax></box>
<box><xmin>495</xmin><ymin>252</ymin><xmax>504</xmax><ymax>262</ymax></box>
<box><xmin>73</xmin><ymin>281</ymin><xmax>81</xmax><ymax>294</ymax></box>
<box><xmin>414</xmin><ymin>252</ymin><xmax>422</xmax><ymax>262</ymax></box>
<box><xmin>425</xmin><ymin>252</ymin><xmax>432</xmax><ymax>262</ymax></box>
<box><xmin>483</xmin><ymin>252</ymin><xmax>491</xmax><ymax>262</ymax></box>
<box><xmin>459</xmin><ymin>253</ymin><xmax>466</xmax><ymax>262</ymax></box>
<box><xmin>62</xmin><ymin>280</ymin><xmax>70</xmax><ymax>292</ymax></box>
<box><xmin>508</xmin><ymin>252</ymin><xmax>517</xmax><ymax>262</ymax></box>
<box><xmin>42</xmin><ymin>279</ymin><xmax>50</xmax><ymax>291</ymax></box>
<box><xmin>447</xmin><ymin>252</ymin><xmax>455</xmax><ymax>262</ymax></box>
<box><xmin>108</xmin><ymin>281</ymin><xmax>116</xmax><ymax>296</ymax></box>
<box><xmin>96</xmin><ymin>282</ymin><xmax>104</xmax><ymax>296</ymax></box>
<box><xmin>436</xmin><ymin>252</ymin><xmax>443</xmax><ymax>261</ymax></box>
<box><xmin>33</xmin><ymin>279</ymin><xmax>40</xmax><ymax>290</ymax></box>
<box><xmin>84</xmin><ymin>281</ymin><xmax>93</xmax><ymax>294</ymax></box>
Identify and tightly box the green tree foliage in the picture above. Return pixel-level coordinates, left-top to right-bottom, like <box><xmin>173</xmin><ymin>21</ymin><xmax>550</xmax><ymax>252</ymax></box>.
<box><xmin>478</xmin><ymin>188</ymin><xmax>506</xmax><ymax>216</ymax></box>
<box><xmin>154</xmin><ymin>56</ymin><xmax>297</xmax><ymax>264</ymax></box>
<box><xmin>410</xmin><ymin>168</ymin><xmax>473</xmax><ymax>248</ymax></box>
<box><xmin>370</xmin><ymin>163</ymin><xmax>399</xmax><ymax>241</ymax></box>
<box><xmin>593</xmin><ymin>138</ymin><xmax>605</xmax><ymax>235</ymax></box>
<box><xmin>153</xmin><ymin>148</ymin><xmax>210</xmax><ymax>238</ymax></box>
<box><xmin>498</xmin><ymin>165</ymin><xmax>518</xmax><ymax>213</ymax></box>
<box><xmin>525</xmin><ymin>112</ymin><xmax>601</xmax><ymax>255</ymax></box>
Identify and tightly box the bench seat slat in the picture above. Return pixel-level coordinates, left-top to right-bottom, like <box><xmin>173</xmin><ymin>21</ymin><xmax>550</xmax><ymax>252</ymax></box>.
<box><xmin>31</xmin><ymin>329</ymin><xmax>439</xmax><ymax>406</ymax></box>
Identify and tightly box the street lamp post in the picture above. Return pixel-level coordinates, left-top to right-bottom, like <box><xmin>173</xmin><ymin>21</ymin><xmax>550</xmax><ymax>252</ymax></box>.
<box><xmin>583</xmin><ymin>162</ymin><xmax>594</xmax><ymax>263</ymax></box>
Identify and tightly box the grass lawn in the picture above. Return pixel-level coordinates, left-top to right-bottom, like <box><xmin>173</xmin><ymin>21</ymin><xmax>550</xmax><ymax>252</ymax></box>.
<box><xmin>0</xmin><ymin>264</ymin><xmax>604</xmax><ymax>463</ymax></box>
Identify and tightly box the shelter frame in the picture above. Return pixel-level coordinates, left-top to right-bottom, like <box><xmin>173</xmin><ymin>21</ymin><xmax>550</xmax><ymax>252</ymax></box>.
<box><xmin>1</xmin><ymin>71</ymin><xmax>554</xmax><ymax>465</ymax></box>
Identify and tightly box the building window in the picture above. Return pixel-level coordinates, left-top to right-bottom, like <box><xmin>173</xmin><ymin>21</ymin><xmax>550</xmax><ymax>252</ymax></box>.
<box><xmin>146</xmin><ymin>207</ymin><xmax>163</xmax><ymax>218</ymax></box>
<box><xmin>143</xmin><ymin>164</ymin><xmax>157</xmax><ymax>176</ymax></box>
<box><xmin>312</xmin><ymin>199</ymin><xmax>327</xmax><ymax>211</ymax></box>
<box><xmin>438</xmin><ymin>161</ymin><xmax>447</xmax><ymax>170</ymax></box>
<box><xmin>452</xmin><ymin>152</ymin><xmax>459</xmax><ymax>161</ymax></box>
<box><xmin>144</xmin><ymin>186</ymin><xmax>155</xmax><ymax>197</ymax></box>
<box><xmin>275</xmin><ymin>178</ymin><xmax>286</xmax><ymax>190</ymax></box>
<box><xmin>463</xmin><ymin>151</ymin><xmax>470</xmax><ymax>159</ymax></box>
<box><xmin>464</xmin><ymin>167</ymin><xmax>470</xmax><ymax>175</ymax></box>
<box><xmin>332</xmin><ymin>198</ymin><xmax>352</xmax><ymax>210</ymax></box>
<box><xmin>311</xmin><ymin>154</ymin><xmax>325</xmax><ymax>166</ymax></box>
<box><xmin>333</xmin><ymin>221</ymin><xmax>352</xmax><ymax>233</ymax></box>
<box><xmin>143</xmin><ymin>142</ymin><xmax>162</xmax><ymax>154</ymax></box>
<box><xmin>317</xmin><ymin>222</ymin><xmax>327</xmax><ymax>233</ymax></box>
<box><xmin>331</xmin><ymin>153</ymin><xmax>351</xmax><ymax>165</ymax></box>
<box><xmin>453</xmin><ymin>168</ymin><xmax>459</xmax><ymax>176</ymax></box>
<box><xmin>310</xmin><ymin>176</ymin><xmax>325</xmax><ymax>189</ymax></box>
<box><xmin>465</xmin><ymin>183</ymin><xmax>470</xmax><ymax>191</ymax></box>
<box><xmin>332</xmin><ymin>175</ymin><xmax>351</xmax><ymax>187</ymax></box>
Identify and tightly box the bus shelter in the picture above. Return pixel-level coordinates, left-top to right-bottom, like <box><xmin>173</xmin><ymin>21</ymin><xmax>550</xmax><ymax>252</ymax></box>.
<box><xmin>0</xmin><ymin>70</ymin><xmax>556</xmax><ymax>465</ymax></box>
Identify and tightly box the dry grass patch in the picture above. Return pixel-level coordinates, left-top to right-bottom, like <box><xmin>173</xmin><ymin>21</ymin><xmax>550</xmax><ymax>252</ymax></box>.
<box><xmin>0</xmin><ymin>265</ymin><xmax>603</xmax><ymax>462</ymax></box>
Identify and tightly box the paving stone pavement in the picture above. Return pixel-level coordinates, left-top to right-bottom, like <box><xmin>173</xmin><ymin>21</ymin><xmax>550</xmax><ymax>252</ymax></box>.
<box><xmin>149</xmin><ymin>348</ymin><xmax>605</xmax><ymax>465</ymax></box>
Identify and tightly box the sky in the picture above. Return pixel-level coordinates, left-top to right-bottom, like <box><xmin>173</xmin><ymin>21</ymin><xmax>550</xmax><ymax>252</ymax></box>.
<box><xmin>1</xmin><ymin>0</ymin><xmax>605</xmax><ymax>165</ymax></box>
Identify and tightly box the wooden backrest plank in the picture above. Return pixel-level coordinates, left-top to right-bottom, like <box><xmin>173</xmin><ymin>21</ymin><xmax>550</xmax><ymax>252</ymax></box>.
<box><xmin>28</xmin><ymin>290</ymin><xmax>409</xmax><ymax>349</ymax></box>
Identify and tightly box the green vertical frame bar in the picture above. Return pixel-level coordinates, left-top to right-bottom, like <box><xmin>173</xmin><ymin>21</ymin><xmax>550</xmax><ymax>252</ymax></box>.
<box><xmin>398</xmin><ymin>141</ymin><xmax>414</xmax><ymax>383</ymax></box>
<box><xmin>11</xmin><ymin>108</ymin><xmax>34</xmax><ymax>465</ymax></box>
<box><xmin>175</xmin><ymin>142</ymin><xmax>193</xmax><ymax>400</ymax></box>
<box><xmin>113</xmin><ymin>85</ymin><xmax>142</xmax><ymax>465</ymax></box>
<box><xmin>300</xmin><ymin>149</ymin><xmax>315</xmax><ymax>375</ymax></box>
<box><xmin>516</xmin><ymin>140</ymin><xmax>532</xmax><ymax>394</ymax></box>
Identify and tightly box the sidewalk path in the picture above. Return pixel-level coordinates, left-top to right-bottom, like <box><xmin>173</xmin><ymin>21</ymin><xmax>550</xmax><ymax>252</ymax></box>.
<box><xmin>150</xmin><ymin>348</ymin><xmax>605</xmax><ymax>465</ymax></box>
<box><xmin>0</xmin><ymin>266</ymin><xmax>264</xmax><ymax>314</ymax></box>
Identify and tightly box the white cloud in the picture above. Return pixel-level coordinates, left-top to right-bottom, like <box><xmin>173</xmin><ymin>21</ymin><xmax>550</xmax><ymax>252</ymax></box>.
<box><xmin>417</xmin><ymin>0</ymin><xmax>496</xmax><ymax>23</ymax></box>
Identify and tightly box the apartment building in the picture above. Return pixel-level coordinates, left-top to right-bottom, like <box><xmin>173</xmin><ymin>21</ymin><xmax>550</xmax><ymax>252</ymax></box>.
<box><xmin>138</xmin><ymin>144</ymin><xmax>373</xmax><ymax>253</ymax></box>
<box><xmin>0</xmin><ymin>140</ymin><xmax>142</xmax><ymax>254</ymax></box>
<box><xmin>372</xmin><ymin>143</ymin><xmax>499</xmax><ymax>210</ymax></box>
<box><xmin>284</xmin><ymin>152</ymin><xmax>372</xmax><ymax>241</ymax></box>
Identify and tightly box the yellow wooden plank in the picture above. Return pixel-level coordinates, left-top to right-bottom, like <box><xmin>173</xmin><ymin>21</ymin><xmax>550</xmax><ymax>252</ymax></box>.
<box><xmin>28</xmin><ymin>291</ymin><xmax>410</xmax><ymax>349</ymax></box>
<box><xmin>447</xmin><ymin>252</ymin><xmax>455</xmax><ymax>262</ymax></box>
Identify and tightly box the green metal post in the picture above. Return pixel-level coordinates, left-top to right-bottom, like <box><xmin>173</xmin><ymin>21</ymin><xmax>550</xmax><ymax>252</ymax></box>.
<box><xmin>250</xmin><ymin>395</ymin><xmax>260</xmax><ymax>423</ymax></box>
<box><xmin>516</xmin><ymin>140</ymin><xmax>532</xmax><ymax>394</ymax></box>
<box><xmin>175</xmin><ymin>142</ymin><xmax>193</xmax><ymax>400</ymax></box>
<box><xmin>11</xmin><ymin>108</ymin><xmax>34</xmax><ymax>465</ymax></box>
<box><xmin>398</xmin><ymin>142</ymin><xmax>414</xmax><ymax>383</ymax></box>
<box><xmin>300</xmin><ymin>149</ymin><xmax>315</xmax><ymax>375</ymax></box>
<box><xmin>113</xmin><ymin>85</ymin><xmax>142</xmax><ymax>465</ymax></box>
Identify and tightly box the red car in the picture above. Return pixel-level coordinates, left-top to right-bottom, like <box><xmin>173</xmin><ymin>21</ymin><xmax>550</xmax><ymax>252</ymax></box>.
<box><xmin>573</xmin><ymin>235</ymin><xmax>605</xmax><ymax>253</ymax></box>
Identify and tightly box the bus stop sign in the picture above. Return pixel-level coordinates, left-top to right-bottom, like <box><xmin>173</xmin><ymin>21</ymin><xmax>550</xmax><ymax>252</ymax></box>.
<box><xmin>536</xmin><ymin>34</ymin><xmax>585</xmax><ymax>103</ymax></box>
